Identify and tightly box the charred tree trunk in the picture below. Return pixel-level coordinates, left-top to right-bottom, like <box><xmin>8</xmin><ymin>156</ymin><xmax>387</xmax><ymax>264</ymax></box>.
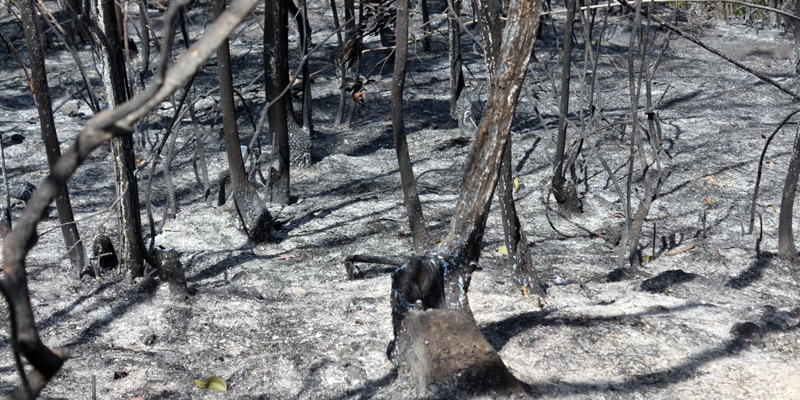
<box><xmin>265</xmin><ymin>0</ymin><xmax>291</xmax><ymax>204</ymax></box>
<box><xmin>92</xmin><ymin>0</ymin><xmax>147</xmax><ymax>280</ymax></box>
<box><xmin>299</xmin><ymin>0</ymin><xmax>313</xmax><ymax>133</ymax></box>
<box><xmin>330</xmin><ymin>0</ymin><xmax>348</xmax><ymax>124</ymax></box>
<box><xmin>778</xmin><ymin>125</ymin><xmax>800</xmax><ymax>261</ymax></box>
<box><xmin>420</xmin><ymin>0</ymin><xmax>431</xmax><ymax>51</ymax></box>
<box><xmin>448</xmin><ymin>0</ymin><xmax>465</xmax><ymax>120</ymax></box>
<box><xmin>476</xmin><ymin>0</ymin><xmax>501</xmax><ymax>73</ymax></box>
<box><xmin>138</xmin><ymin>0</ymin><xmax>151</xmax><ymax>78</ymax></box>
<box><xmin>497</xmin><ymin>140</ymin><xmax>545</xmax><ymax>295</ymax></box>
<box><xmin>215</xmin><ymin>0</ymin><xmax>271</xmax><ymax>241</ymax></box>
<box><xmin>552</xmin><ymin>0</ymin><xmax>578</xmax><ymax>208</ymax></box>
<box><xmin>392</xmin><ymin>0</ymin><xmax>429</xmax><ymax>253</ymax></box>
<box><xmin>390</xmin><ymin>0</ymin><xmax>541</xmax><ymax>393</ymax></box>
<box><xmin>19</xmin><ymin>0</ymin><xmax>87</xmax><ymax>278</ymax></box>
<box><xmin>65</xmin><ymin>0</ymin><xmax>91</xmax><ymax>43</ymax></box>
<box><xmin>795</xmin><ymin>0</ymin><xmax>800</xmax><ymax>74</ymax></box>
<box><xmin>475</xmin><ymin>0</ymin><xmax>544</xmax><ymax>294</ymax></box>
<box><xmin>346</xmin><ymin>0</ymin><xmax>364</xmax><ymax>127</ymax></box>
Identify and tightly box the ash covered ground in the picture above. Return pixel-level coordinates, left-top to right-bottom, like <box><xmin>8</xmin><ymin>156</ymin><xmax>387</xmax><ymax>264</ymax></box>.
<box><xmin>0</xmin><ymin>1</ymin><xmax>799</xmax><ymax>399</ymax></box>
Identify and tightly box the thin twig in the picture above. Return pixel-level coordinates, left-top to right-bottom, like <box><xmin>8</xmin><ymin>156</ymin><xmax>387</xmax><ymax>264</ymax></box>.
<box><xmin>749</xmin><ymin>108</ymin><xmax>800</xmax><ymax>234</ymax></box>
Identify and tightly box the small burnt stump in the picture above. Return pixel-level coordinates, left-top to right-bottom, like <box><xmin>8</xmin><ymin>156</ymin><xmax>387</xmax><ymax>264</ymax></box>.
<box><xmin>92</xmin><ymin>235</ymin><xmax>118</xmax><ymax>270</ymax></box>
<box><xmin>394</xmin><ymin>309</ymin><xmax>526</xmax><ymax>397</ymax></box>
<box><xmin>151</xmin><ymin>246</ymin><xmax>188</xmax><ymax>299</ymax></box>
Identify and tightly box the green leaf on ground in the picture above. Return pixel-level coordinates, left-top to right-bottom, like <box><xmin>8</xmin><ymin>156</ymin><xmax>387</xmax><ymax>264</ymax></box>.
<box><xmin>194</xmin><ymin>376</ymin><xmax>227</xmax><ymax>391</ymax></box>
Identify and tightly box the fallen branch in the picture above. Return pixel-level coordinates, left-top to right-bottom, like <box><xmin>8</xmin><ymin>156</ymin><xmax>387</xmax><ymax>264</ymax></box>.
<box><xmin>667</xmin><ymin>239</ymin><xmax>695</xmax><ymax>256</ymax></box>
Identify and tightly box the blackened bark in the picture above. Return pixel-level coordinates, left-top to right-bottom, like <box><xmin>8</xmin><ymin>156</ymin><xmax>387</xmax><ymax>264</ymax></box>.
<box><xmin>497</xmin><ymin>141</ymin><xmax>545</xmax><ymax>295</ymax></box>
<box><xmin>65</xmin><ymin>0</ymin><xmax>91</xmax><ymax>43</ymax></box>
<box><xmin>778</xmin><ymin>126</ymin><xmax>800</xmax><ymax>261</ymax></box>
<box><xmin>163</xmin><ymin>119</ymin><xmax>179</xmax><ymax>219</ymax></box>
<box><xmin>139</xmin><ymin>0</ymin><xmax>151</xmax><ymax>76</ymax></box>
<box><xmin>19</xmin><ymin>0</ymin><xmax>87</xmax><ymax>277</ymax></box>
<box><xmin>94</xmin><ymin>0</ymin><xmax>147</xmax><ymax>280</ymax></box>
<box><xmin>392</xmin><ymin>0</ymin><xmax>429</xmax><ymax>253</ymax></box>
<box><xmin>448</xmin><ymin>0</ymin><xmax>465</xmax><ymax>120</ymax></box>
<box><xmin>215</xmin><ymin>0</ymin><xmax>271</xmax><ymax>241</ymax></box>
<box><xmin>391</xmin><ymin>0</ymin><xmax>541</xmax><ymax>391</ymax></box>
<box><xmin>265</xmin><ymin>0</ymin><xmax>291</xmax><ymax>204</ymax></box>
<box><xmin>346</xmin><ymin>0</ymin><xmax>363</xmax><ymax>127</ymax></box>
<box><xmin>476</xmin><ymin>0</ymin><xmax>501</xmax><ymax>74</ymax></box>
<box><xmin>552</xmin><ymin>0</ymin><xmax>577</xmax><ymax>205</ymax></box>
<box><xmin>300</xmin><ymin>0</ymin><xmax>313</xmax><ymax>134</ymax></box>
<box><xmin>795</xmin><ymin>0</ymin><xmax>800</xmax><ymax>75</ymax></box>
<box><xmin>288</xmin><ymin>0</ymin><xmax>311</xmax><ymax>41</ymax></box>
<box><xmin>330</xmin><ymin>0</ymin><xmax>348</xmax><ymax>124</ymax></box>
<box><xmin>420</xmin><ymin>0</ymin><xmax>431</xmax><ymax>51</ymax></box>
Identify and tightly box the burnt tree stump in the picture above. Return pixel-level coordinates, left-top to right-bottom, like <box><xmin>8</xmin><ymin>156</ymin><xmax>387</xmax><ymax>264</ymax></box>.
<box><xmin>395</xmin><ymin>308</ymin><xmax>526</xmax><ymax>396</ymax></box>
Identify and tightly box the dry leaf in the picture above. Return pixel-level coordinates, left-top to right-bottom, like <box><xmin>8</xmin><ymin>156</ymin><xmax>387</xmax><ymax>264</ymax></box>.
<box><xmin>497</xmin><ymin>245</ymin><xmax>508</xmax><ymax>255</ymax></box>
<box><xmin>704</xmin><ymin>175</ymin><xmax>729</xmax><ymax>187</ymax></box>
<box><xmin>705</xmin><ymin>196</ymin><xmax>713</xmax><ymax>205</ymax></box>
<box><xmin>353</xmin><ymin>89</ymin><xmax>366</xmax><ymax>105</ymax></box>
<box><xmin>277</xmin><ymin>254</ymin><xmax>297</xmax><ymax>260</ymax></box>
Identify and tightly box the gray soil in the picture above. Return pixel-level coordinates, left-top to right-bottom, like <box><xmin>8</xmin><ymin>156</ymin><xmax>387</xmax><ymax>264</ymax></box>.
<box><xmin>0</xmin><ymin>1</ymin><xmax>799</xmax><ymax>399</ymax></box>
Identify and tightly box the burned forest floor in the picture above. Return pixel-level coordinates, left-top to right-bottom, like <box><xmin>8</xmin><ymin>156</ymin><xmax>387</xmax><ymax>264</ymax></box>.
<box><xmin>1</xmin><ymin>1</ymin><xmax>800</xmax><ymax>399</ymax></box>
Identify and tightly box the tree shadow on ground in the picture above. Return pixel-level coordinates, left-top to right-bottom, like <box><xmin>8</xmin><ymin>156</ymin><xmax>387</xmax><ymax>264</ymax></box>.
<box><xmin>185</xmin><ymin>248</ymin><xmax>275</xmax><ymax>285</ymax></box>
<box><xmin>640</xmin><ymin>269</ymin><xmax>698</xmax><ymax>293</ymax></box>
<box><xmin>310</xmin><ymin>302</ymin><xmax>798</xmax><ymax>400</ymax></box>
<box><xmin>475</xmin><ymin>304</ymin><xmax>798</xmax><ymax>399</ymax></box>
<box><xmin>66</xmin><ymin>288</ymin><xmax>157</xmax><ymax>347</ymax></box>
<box><xmin>726</xmin><ymin>252</ymin><xmax>773</xmax><ymax>289</ymax></box>
<box><xmin>0</xmin><ymin>280</ymin><xmax>115</xmax><ymax>350</ymax></box>
<box><xmin>481</xmin><ymin>303</ymin><xmax>718</xmax><ymax>353</ymax></box>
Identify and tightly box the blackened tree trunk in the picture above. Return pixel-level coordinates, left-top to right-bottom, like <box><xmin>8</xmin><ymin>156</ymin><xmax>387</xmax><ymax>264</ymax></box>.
<box><xmin>390</xmin><ymin>0</ymin><xmax>541</xmax><ymax>392</ymax></box>
<box><xmin>93</xmin><ymin>0</ymin><xmax>147</xmax><ymax>280</ymax></box>
<box><xmin>265</xmin><ymin>0</ymin><xmax>291</xmax><ymax>204</ymax></box>
<box><xmin>19</xmin><ymin>0</ymin><xmax>87</xmax><ymax>278</ymax></box>
<box><xmin>497</xmin><ymin>139</ymin><xmax>544</xmax><ymax>294</ymax></box>
<box><xmin>330</xmin><ymin>0</ymin><xmax>348</xmax><ymax>124</ymax></box>
<box><xmin>552</xmin><ymin>0</ymin><xmax>577</xmax><ymax>206</ymax></box>
<box><xmin>448</xmin><ymin>0</ymin><xmax>465</xmax><ymax>120</ymax></box>
<box><xmin>299</xmin><ymin>0</ymin><xmax>313</xmax><ymax>133</ymax></box>
<box><xmin>420</xmin><ymin>0</ymin><xmax>431</xmax><ymax>51</ymax></box>
<box><xmin>795</xmin><ymin>0</ymin><xmax>800</xmax><ymax>75</ymax></box>
<box><xmin>346</xmin><ymin>0</ymin><xmax>364</xmax><ymax>127</ymax></box>
<box><xmin>215</xmin><ymin>0</ymin><xmax>271</xmax><ymax>241</ymax></box>
<box><xmin>475</xmin><ymin>0</ymin><xmax>544</xmax><ymax>295</ymax></box>
<box><xmin>65</xmin><ymin>0</ymin><xmax>91</xmax><ymax>43</ymax></box>
<box><xmin>778</xmin><ymin>125</ymin><xmax>800</xmax><ymax>261</ymax></box>
<box><xmin>392</xmin><ymin>0</ymin><xmax>429</xmax><ymax>253</ymax></box>
<box><xmin>476</xmin><ymin>0</ymin><xmax>502</xmax><ymax>73</ymax></box>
